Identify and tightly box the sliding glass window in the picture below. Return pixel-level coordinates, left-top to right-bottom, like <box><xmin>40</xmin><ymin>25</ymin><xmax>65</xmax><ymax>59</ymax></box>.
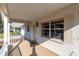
<box><xmin>51</xmin><ymin>19</ymin><xmax>64</xmax><ymax>41</ymax></box>
<box><xmin>42</xmin><ymin>22</ymin><xmax>49</xmax><ymax>37</ymax></box>
<box><xmin>41</xmin><ymin>18</ymin><xmax>64</xmax><ymax>41</ymax></box>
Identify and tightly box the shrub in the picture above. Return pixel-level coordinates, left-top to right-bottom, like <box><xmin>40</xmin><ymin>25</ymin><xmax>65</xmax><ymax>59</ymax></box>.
<box><xmin>0</xmin><ymin>34</ymin><xmax>3</xmax><ymax>38</ymax></box>
<box><xmin>10</xmin><ymin>32</ymin><xmax>17</xmax><ymax>35</ymax></box>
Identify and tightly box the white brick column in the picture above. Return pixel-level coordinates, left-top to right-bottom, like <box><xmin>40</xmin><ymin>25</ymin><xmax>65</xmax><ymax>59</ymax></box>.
<box><xmin>1</xmin><ymin>12</ymin><xmax>10</xmax><ymax>55</ymax></box>
<box><xmin>13</xmin><ymin>27</ymin><xmax>15</xmax><ymax>32</ymax></box>
<box><xmin>21</xmin><ymin>27</ymin><xmax>25</xmax><ymax>36</ymax></box>
<box><xmin>8</xmin><ymin>21</ymin><xmax>10</xmax><ymax>45</ymax></box>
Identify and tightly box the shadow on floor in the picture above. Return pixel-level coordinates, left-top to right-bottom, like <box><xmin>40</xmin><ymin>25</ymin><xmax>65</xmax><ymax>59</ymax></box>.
<box><xmin>8</xmin><ymin>45</ymin><xmax>13</xmax><ymax>55</ymax></box>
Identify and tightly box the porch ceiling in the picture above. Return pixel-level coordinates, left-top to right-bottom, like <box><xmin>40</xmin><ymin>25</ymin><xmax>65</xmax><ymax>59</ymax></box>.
<box><xmin>7</xmin><ymin>3</ymin><xmax>72</xmax><ymax>22</ymax></box>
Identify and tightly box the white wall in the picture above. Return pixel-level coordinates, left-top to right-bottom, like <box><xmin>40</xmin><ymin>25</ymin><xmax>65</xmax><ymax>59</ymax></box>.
<box><xmin>24</xmin><ymin>4</ymin><xmax>79</xmax><ymax>55</ymax></box>
<box><xmin>21</xmin><ymin>27</ymin><xmax>25</xmax><ymax>36</ymax></box>
<box><xmin>72</xmin><ymin>11</ymin><xmax>79</xmax><ymax>55</ymax></box>
<box><xmin>24</xmin><ymin>26</ymin><xmax>30</xmax><ymax>40</ymax></box>
<box><xmin>24</xmin><ymin>23</ymin><xmax>34</xmax><ymax>40</ymax></box>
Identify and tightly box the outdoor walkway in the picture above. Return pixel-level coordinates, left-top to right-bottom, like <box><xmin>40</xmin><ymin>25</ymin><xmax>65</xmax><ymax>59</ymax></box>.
<box><xmin>9</xmin><ymin>40</ymin><xmax>58</xmax><ymax>56</ymax></box>
<box><xmin>9</xmin><ymin>46</ymin><xmax>21</xmax><ymax>56</ymax></box>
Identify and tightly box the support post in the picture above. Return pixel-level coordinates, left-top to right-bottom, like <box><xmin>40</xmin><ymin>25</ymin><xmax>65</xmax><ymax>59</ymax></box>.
<box><xmin>1</xmin><ymin>12</ymin><xmax>10</xmax><ymax>56</ymax></box>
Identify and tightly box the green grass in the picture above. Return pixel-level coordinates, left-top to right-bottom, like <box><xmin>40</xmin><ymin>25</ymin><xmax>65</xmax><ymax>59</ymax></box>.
<box><xmin>10</xmin><ymin>32</ymin><xmax>17</xmax><ymax>35</ymax></box>
<box><xmin>10</xmin><ymin>32</ymin><xmax>21</xmax><ymax>35</ymax></box>
<box><xmin>0</xmin><ymin>34</ymin><xmax>3</xmax><ymax>38</ymax></box>
<box><xmin>0</xmin><ymin>32</ymin><xmax>21</xmax><ymax>39</ymax></box>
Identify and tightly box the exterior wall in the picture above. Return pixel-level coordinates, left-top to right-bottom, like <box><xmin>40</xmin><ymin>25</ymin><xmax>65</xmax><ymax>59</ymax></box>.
<box><xmin>72</xmin><ymin>11</ymin><xmax>79</xmax><ymax>55</ymax></box>
<box><xmin>36</xmin><ymin>4</ymin><xmax>78</xmax><ymax>44</ymax></box>
<box><xmin>24</xmin><ymin>23</ymin><xmax>34</xmax><ymax>40</ymax></box>
<box><xmin>64</xmin><ymin>13</ymin><xmax>75</xmax><ymax>43</ymax></box>
<box><xmin>24</xmin><ymin>4</ymin><xmax>79</xmax><ymax>44</ymax></box>
<box><xmin>24</xmin><ymin>4</ymin><xmax>79</xmax><ymax>55</ymax></box>
<box><xmin>24</xmin><ymin>25</ymin><xmax>31</xmax><ymax>40</ymax></box>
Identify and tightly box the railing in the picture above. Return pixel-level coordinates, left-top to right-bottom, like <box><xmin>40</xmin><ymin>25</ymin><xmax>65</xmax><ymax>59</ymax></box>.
<box><xmin>10</xmin><ymin>35</ymin><xmax>22</xmax><ymax>43</ymax></box>
<box><xmin>0</xmin><ymin>35</ymin><xmax>23</xmax><ymax>56</ymax></box>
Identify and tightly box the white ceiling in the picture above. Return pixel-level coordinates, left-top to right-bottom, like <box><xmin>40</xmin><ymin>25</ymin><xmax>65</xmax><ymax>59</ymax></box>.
<box><xmin>7</xmin><ymin>3</ymin><xmax>72</xmax><ymax>22</ymax></box>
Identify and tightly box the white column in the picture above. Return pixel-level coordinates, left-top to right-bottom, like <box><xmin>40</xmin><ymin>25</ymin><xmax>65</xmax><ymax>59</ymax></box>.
<box><xmin>21</xmin><ymin>27</ymin><xmax>25</xmax><ymax>36</ymax></box>
<box><xmin>13</xmin><ymin>27</ymin><xmax>15</xmax><ymax>32</ymax></box>
<box><xmin>49</xmin><ymin>21</ymin><xmax>51</xmax><ymax>38</ymax></box>
<box><xmin>8</xmin><ymin>22</ymin><xmax>10</xmax><ymax>45</ymax></box>
<box><xmin>1</xmin><ymin>12</ymin><xmax>10</xmax><ymax>55</ymax></box>
<box><xmin>21</xmin><ymin>27</ymin><xmax>25</xmax><ymax>40</ymax></box>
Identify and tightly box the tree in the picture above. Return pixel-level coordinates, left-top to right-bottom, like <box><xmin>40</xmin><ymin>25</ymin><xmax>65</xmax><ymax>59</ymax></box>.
<box><xmin>0</xmin><ymin>17</ymin><xmax>3</xmax><ymax>33</ymax></box>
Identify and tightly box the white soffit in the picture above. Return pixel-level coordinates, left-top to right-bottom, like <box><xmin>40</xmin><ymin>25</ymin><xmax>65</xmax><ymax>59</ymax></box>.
<box><xmin>7</xmin><ymin>3</ymin><xmax>72</xmax><ymax>21</ymax></box>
